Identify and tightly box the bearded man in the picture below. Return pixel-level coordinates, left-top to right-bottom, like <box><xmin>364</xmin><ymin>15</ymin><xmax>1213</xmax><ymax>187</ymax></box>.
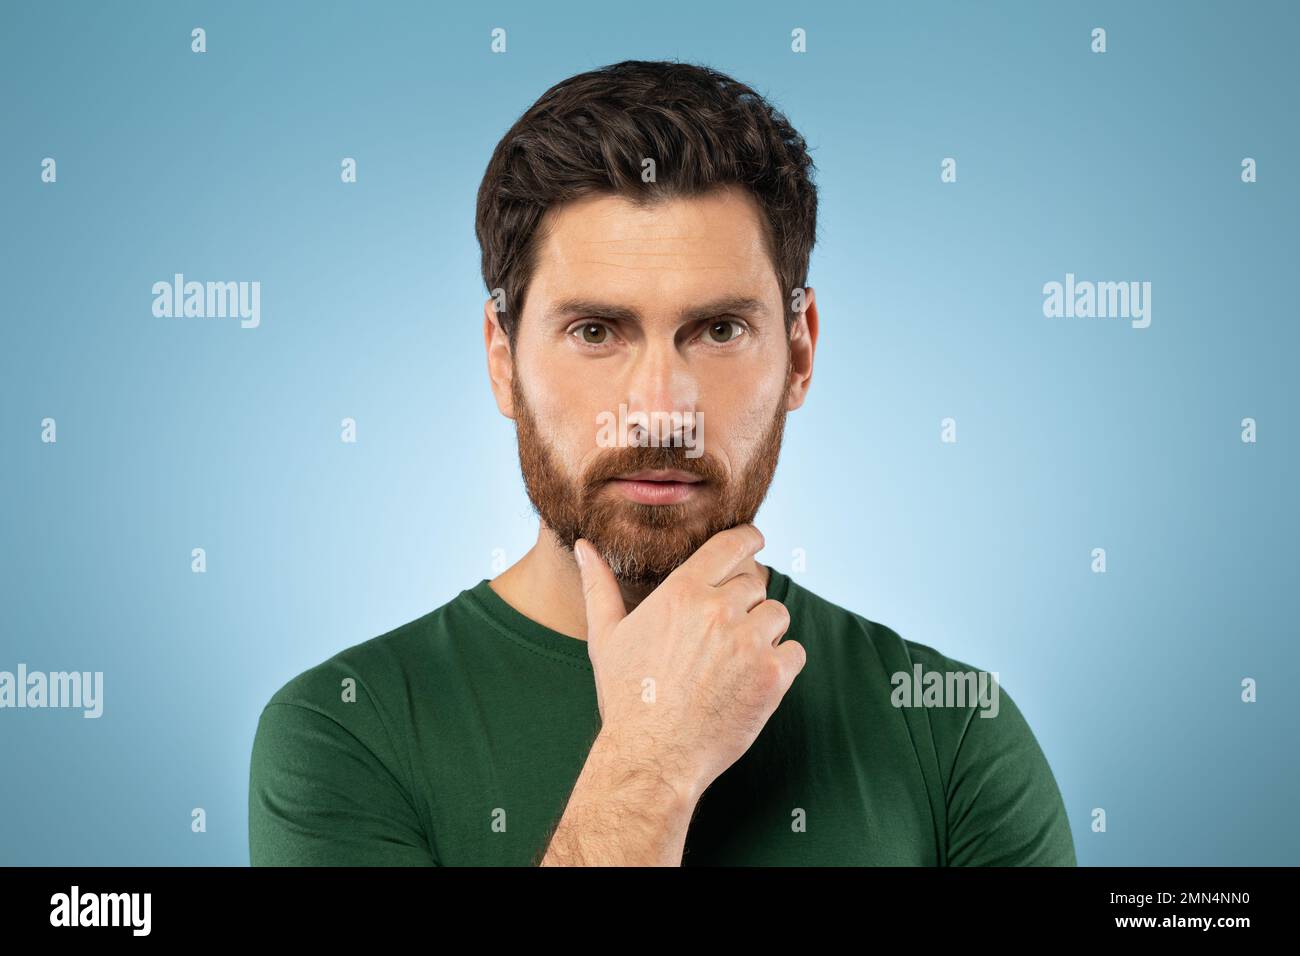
<box><xmin>249</xmin><ymin>59</ymin><xmax>1075</xmax><ymax>867</ymax></box>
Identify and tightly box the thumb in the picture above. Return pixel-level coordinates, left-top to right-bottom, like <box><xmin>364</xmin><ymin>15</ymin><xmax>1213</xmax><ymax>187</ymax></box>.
<box><xmin>574</xmin><ymin>538</ymin><xmax>626</xmax><ymax>640</ymax></box>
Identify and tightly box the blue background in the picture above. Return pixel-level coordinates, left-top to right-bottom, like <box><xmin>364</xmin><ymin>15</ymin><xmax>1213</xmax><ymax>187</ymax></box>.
<box><xmin>2</xmin><ymin>0</ymin><xmax>1296</xmax><ymax>865</ymax></box>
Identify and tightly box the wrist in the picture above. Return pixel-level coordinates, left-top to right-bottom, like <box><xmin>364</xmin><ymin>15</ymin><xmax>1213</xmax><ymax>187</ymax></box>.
<box><xmin>592</xmin><ymin>723</ymin><xmax>705</xmax><ymax>817</ymax></box>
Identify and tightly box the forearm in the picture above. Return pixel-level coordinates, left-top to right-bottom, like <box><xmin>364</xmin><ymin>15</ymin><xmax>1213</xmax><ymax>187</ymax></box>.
<box><xmin>538</xmin><ymin>727</ymin><xmax>701</xmax><ymax>866</ymax></box>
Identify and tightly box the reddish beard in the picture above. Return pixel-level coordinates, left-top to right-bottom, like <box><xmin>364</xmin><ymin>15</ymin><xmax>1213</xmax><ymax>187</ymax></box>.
<box><xmin>511</xmin><ymin>372</ymin><xmax>787</xmax><ymax>590</ymax></box>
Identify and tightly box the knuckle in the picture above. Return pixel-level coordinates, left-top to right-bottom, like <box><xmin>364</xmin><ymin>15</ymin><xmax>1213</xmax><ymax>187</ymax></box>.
<box><xmin>765</xmin><ymin>599</ymin><xmax>790</xmax><ymax>628</ymax></box>
<box><xmin>791</xmin><ymin>641</ymin><xmax>808</xmax><ymax>669</ymax></box>
<box><xmin>726</xmin><ymin>571</ymin><xmax>758</xmax><ymax>600</ymax></box>
<box><xmin>712</xmin><ymin>595</ymin><xmax>740</xmax><ymax>625</ymax></box>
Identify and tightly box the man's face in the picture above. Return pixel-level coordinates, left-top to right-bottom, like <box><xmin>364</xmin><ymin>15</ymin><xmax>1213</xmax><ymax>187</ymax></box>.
<box><xmin>506</xmin><ymin>185</ymin><xmax>794</xmax><ymax>589</ymax></box>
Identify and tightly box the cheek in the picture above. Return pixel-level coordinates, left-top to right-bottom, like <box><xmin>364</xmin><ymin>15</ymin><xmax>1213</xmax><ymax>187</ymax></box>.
<box><xmin>708</xmin><ymin>365</ymin><xmax>785</xmax><ymax>466</ymax></box>
<box><xmin>706</xmin><ymin>394</ymin><xmax>767</xmax><ymax>468</ymax></box>
<box><xmin>524</xmin><ymin>377</ymin><xmax>601</xmax><ymax>472</ymax></box>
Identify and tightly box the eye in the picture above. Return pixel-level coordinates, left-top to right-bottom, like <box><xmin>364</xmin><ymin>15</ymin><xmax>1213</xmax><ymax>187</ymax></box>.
<box><xmin>704</xmin><ymin>319</ymin><xmax>746</xmax><ymax>344</ymax></box>
<box><xmin>572</xmin><ymin>322</ymin><xmax>609</xmax><ymax>345</ymax></box>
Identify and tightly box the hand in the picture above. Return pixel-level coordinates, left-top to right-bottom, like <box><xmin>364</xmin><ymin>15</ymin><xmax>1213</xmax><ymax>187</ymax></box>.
<box><xmin>574</xmin><ymin>524</ymin><xmax>807</xmax><ymax>802</ymax></box>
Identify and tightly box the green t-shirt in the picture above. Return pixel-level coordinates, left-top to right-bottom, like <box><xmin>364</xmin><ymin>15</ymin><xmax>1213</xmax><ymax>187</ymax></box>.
<box><xmin>248</xmin><ymin>567</ymin><xmax>1076</xmax><ymax>866</ymax></box>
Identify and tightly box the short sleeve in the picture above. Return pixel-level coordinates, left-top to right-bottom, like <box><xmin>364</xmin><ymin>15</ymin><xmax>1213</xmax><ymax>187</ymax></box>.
<box><xmin>945</xmin><ymin>683</ymin><xmax>1076</xmax><ymax>866</ymax></box>
<box><xmin>249</xmin><ymin>701</ymin><xmax>437</xmax><ymax>866</ymax></box>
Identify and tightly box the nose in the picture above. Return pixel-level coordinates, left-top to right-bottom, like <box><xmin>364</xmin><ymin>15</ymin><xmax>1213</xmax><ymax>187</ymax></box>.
<box><xmin>621</xmin><ymin>340</ymin><xmax>700</xmax><ymax>449</ymax></box>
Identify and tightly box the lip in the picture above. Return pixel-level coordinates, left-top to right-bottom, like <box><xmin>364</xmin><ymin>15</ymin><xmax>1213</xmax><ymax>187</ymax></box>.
<box><xmin>606</xmin><ymin>471</ymin><xmax>704</xmax><ymax>505</ymax></box>
<box><xmin>614</xmin><ymin>469</ymin><xmax>703</xmax><ymax>483</ymax></box>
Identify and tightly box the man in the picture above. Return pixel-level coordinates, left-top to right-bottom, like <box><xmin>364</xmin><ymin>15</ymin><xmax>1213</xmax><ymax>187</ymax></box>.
<box><xmin>248</xmin><ymin>59</ymin><xmax>1076</xmax><ymax>866</ymax></box>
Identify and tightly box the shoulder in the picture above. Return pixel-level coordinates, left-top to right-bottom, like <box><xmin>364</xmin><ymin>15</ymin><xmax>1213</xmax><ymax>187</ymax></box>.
<box><xmin>251</xmin><ymin>587</ymin><xmax>479</xmax><ymax>781</ymax></box>
<box><xmin>262</xmin><ymin>614</ymin><xmax>430</xmax><ymax>715</ymax></box>
<box><xmin>259</xmin><ymin>586</ymin><xmax>478</xmax><ymax>718</ymax></box>
<box><xmin>779</xmin><ymin>572</ymin><xmax>1040</xmax><ymax>769</ymax></box>
<box><xmin>248</xmin><ymin>603</ymin><xmax>456</xmax><ymax>866</ymax></box>
<box><xmin>779</xmin><ymin>575</ymin><xmax>1073</xmax><ymax>864</ymax></box>
<box><xmin>778</xmin><ymin>570</ymin><xmax>962</xmax><ymax>681</ymax></box>
<box><xmin>248</xmin><ymin>598</ymin><xmax>466</xmax><ymax>823</ymax></box>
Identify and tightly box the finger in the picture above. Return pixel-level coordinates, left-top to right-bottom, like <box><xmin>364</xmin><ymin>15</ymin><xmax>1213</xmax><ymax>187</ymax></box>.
<box><xmin>747</xmin><ymin>598</ymin><xmax>791</xmax><ymax>646</ymax></box>
<box><xmin>675</xmin><ymin>524</ymin><xmax>765</xmax><ymax>587</ymax></box>
<box><xmin>574</xmin><ymin>538</ymin><xmax>626</xmax><ymax>640</ymax></box>
<box><xmin>717</xmin><ymin>571</ymin><xmax>767</xmax><ymax>613</ymax></box>
<box><xmin>773</xmin><ymin>639</ymin><xmax>807</xmax><ymax>687</ymax></box>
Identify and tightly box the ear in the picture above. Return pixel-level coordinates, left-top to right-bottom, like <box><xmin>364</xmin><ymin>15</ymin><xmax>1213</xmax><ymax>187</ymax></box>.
<box><xmin>785</xmin><ymin>286</ymin><xmax>819</xmax><ymax>411</ymax></box>
<box><xmin>484</xmin><ymin>298</ymin><xmax>516</xmax><ymax>420</ymax></box>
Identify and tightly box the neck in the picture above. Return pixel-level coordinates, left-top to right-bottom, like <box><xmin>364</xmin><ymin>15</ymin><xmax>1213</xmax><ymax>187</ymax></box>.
<box><xmin>488</xmin><ymin>523</ymin><xmax>770</xmax><ymax>641</ymax></box>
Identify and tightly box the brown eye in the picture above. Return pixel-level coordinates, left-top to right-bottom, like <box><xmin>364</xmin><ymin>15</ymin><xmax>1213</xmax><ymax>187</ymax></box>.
<box><xmin>707</xmin><ymin>320</ymin><xmax>742</xmax><ymax>343</ymax></box>
<box><xmin>578</xmin><ymin>323</ymin><xmax>608</xmax><ymax>344</ymax></box>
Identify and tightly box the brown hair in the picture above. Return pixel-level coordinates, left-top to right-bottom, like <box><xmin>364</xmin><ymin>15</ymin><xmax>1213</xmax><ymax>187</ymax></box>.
<box><xmin>475</xmin><ymin>59</ymin><xmax>818</xmax><ymax>345</ymax></box>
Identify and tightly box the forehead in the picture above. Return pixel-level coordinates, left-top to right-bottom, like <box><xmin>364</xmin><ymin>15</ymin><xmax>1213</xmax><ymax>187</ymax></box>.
<box><xmin>526</xmin><ymin>186</ymin><xmax>781</xmax><ymax>315</ymax></box>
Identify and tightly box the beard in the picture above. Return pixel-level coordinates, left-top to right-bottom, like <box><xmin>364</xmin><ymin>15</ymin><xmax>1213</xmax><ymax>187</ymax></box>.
<box><xmin>511</xmin><ymin>368</ymin><xmax>788</xmax><ymax>591</ymax></box>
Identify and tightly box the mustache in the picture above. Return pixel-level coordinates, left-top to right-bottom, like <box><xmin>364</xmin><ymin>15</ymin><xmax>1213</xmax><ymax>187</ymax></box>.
<box><xmin>581</xmin><ymin>444</ymin><xmax>727</xmax><ymax>496</ymax></box>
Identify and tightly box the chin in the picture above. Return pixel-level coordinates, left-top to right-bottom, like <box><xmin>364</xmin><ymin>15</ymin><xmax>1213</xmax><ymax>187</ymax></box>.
<box><xmin>588</xmin><ymin>524</ymin><xmax>708</xmax><ymax>585</ymax></box>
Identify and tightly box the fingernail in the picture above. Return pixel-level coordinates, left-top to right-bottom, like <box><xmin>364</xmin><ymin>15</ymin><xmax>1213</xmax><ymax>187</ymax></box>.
<box><xmin>573</xmin><ymin>540</ymin><xmax>585</xmax><ymax>569</ymax></box>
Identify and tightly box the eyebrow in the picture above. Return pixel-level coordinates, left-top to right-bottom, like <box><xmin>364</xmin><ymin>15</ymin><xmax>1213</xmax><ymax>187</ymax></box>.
<box><xmin>545</xmin><ymin>295</ymin><xmax>769</xmax><ymax>326</ymax></box>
